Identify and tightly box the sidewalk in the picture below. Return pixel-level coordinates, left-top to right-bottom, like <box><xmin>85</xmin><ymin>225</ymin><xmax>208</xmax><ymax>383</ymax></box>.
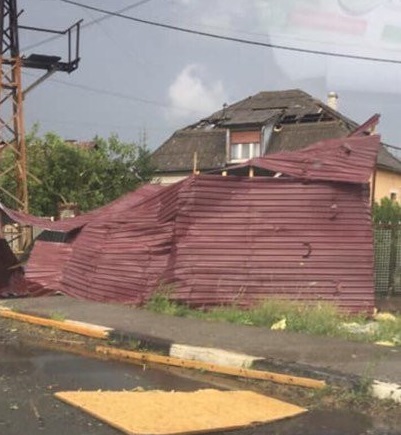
<box><xmin>1</xmin><ymin>296</ymin><xmax>400</xmax><ymax>395</ymax></box>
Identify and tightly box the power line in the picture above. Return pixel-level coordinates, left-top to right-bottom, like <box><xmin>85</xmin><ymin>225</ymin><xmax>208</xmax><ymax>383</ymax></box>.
<box><xmin>384</xmin><ymin>143</ymin><xmax>401</xmax><ymax>152</ymax></box>
<box><xmin>22</xmin><ymin>0</ymin><xmax>154</xmax><ymax>51</ymax></box>
<box><xmin>59</xmin><ymin>0</ymin><xmax>401</xmax><ymax>65</ymax></box>
<box><xmin>23</xmin><ymin>71</ymin><xmax>206</xmax><ymax>115</ymax></box>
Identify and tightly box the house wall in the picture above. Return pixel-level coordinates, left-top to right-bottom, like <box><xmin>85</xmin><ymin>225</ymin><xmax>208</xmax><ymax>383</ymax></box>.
<box><xmin>374</xmin><ymin>169</ymin><xmax>401</xmax><ymax>203</ymax></box>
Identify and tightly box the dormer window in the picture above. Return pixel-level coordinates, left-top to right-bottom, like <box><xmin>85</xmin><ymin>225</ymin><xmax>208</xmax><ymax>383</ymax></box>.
<box><xmin>229</xmin><ymin>130</ymin><xmax>261</xmax><ymax>162</ymax></box>
<box><xmin>231</xmin><ymin>142</ymin><xmax>260</xmax><ymax>161</ymax></box>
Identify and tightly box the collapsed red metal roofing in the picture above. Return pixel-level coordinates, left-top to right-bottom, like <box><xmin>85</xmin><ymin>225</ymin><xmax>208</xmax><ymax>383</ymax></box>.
<box><xmin>0</xmin><ymin>183</ymin><xmax>163</xmax><ymax>232</ymax></box>
<box><xmin>1</xmin><ymin>135</ymin><xmax>380</xmax><ymax>312</ymax></box>
<box><xmin>226</xmin><ymin>134</ymin><xmax>379</xmax><ymax>184</ymax></box>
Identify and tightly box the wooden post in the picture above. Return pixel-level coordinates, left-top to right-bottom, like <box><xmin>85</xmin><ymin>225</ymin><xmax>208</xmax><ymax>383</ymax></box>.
<box><xmin>193</xmin><ymin>152</ymin><xmax>198</xmax><ymax>175</ymax></box>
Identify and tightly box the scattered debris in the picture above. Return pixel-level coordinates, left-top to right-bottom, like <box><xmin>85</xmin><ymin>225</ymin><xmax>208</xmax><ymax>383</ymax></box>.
<box><xmin>339</xmin><ymin>322</ymin><xmax>379</xmax><ymax>335</ymax></box>
<box><xmin>271</xmin><ymin>318</ymin><xmax>287</xmax><ymax>331</ymax></box>
<box><xmin>374</xmin><ymin>312</ymin><xmax>397</xmax><ymax>322</ymax></box>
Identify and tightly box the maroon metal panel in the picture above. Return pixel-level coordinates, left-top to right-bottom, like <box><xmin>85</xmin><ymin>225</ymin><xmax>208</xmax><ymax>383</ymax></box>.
<box><xmin>229</xmin><ymin>134</ymin><xmax>380</xmax><ymax>184</ymax></box>
<box><xmin>162</xmin><ymin>176</ymin><xmax>374</xmax><ymax>312</ymax></box>
<box><xmin>3</xmin><ymin>135</ymin><xmax>378</xmax><ymax>312</ymax></box>
<box><xmin>0</xmin><ymin>184</ymin><xmax>163</xmax><ymax>231</ymax></box>
<box><xmin>24</xmin><ymin>241</ymin><xmax>72</xmax><ymax>294</ymax></box>
<box><xmin>58</xmin><ymin>180</ymin><xmax>186</xmax><ymax>303</ymax></box>
<box><xmin>29</xmin><ymin>174</ymin><xmax>374</xmax><ymax>313</ymax></box>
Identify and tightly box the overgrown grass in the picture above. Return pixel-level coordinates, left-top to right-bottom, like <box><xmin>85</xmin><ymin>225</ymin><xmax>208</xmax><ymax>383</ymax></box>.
<box><xmin>201</xmin><ymin>300</ymin><xmax>355</xmax><ymax>336</ymax></box>
<box><xmin>145</xmin><ymin>290</ymin><xmax>401</xmax><ymax>345</ymax></box>
<box><xmin>144</xmin><ymin>288</ymin><xmax>192</xmax><ymax>317</ymax></box>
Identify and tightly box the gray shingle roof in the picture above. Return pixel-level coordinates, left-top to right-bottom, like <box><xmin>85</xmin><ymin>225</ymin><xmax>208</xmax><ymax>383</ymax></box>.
<box><xmin>267</xmin><ymin>122</ymin><xmax>350</xmax><ymax>154</ymax></box>
<box><xmin>152</xmin><ymin>89</ymin><xmax>401</xmax><ymax>174</ymax></box>
<box><xmin>151</xmin><ymin>129</ymin><xmax>226</xmax><ymax>172</ymax></box>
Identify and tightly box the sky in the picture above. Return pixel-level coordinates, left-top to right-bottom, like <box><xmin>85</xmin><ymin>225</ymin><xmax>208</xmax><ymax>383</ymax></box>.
<box><xmin>15</xmin><ymin>0</ymin><xmax>401</xmax><ymax>152</ymax></box>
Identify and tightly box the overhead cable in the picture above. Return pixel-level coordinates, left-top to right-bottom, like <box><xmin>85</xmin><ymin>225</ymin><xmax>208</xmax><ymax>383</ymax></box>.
<box><xmin>22</xmin><ymin>0</ymin><xmax>154</xmax><ymax>51</ymax></box>
<box><xmin>59</xmin><ymin>0</ymin><xmax>401</xmax><ymax>65</ymax></box>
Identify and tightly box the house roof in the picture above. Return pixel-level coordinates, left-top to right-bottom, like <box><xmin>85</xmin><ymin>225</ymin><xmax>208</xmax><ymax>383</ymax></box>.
<box><xmin>267</xmin><ymin>121</ymin><xmax>350</xmax><ymax>154</ymax></box>
<box><xmin>377</xmin><ymin>146</ymin><xmax>401</xmax><ymax>173</ymax></box>
<box><xmin>151</xmin><ymin>129</ymin><xmax>226</xmax><ymax>172</ymax></box>
<box><xmin>152</xmin><ymin>89</ymin><xmax>401</xmax><ymax>174</ymax></box>
<box><xmin>207</xmin><ymin>89</ymin><xmax>325</xmax><ymax>123</ymax></box>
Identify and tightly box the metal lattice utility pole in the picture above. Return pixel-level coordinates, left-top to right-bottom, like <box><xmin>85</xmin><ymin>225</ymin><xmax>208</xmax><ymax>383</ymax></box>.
<box><xmin>0</xmin><ymin>0</ymin><xmax>81</xmax><ymax>250</ymax></box>
<box><xmin>0</xmin><ymin>0</ymin><xmax>27</xmax><ymax>213</ymax></box>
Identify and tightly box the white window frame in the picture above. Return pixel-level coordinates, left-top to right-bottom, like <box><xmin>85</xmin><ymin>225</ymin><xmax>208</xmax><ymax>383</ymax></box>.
<box><xmin>230</xmin><ymin>142</ymin><xmax>260</xmax><ymax>162</ymax></box>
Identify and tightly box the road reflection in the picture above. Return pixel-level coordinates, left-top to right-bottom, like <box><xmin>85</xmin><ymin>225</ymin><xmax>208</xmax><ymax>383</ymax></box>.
<box><xmin>0</xmin><ymin>342</ymin><xmax>395</xmax><ymax>435</ymax></box>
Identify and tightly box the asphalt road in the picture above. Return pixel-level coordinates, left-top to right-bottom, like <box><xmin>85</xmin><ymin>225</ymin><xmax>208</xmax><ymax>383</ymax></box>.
<box><xmin>0</xmin><ymin>340</ymin><xmax>398</xmax><ymax>435</ymax></box>
<box><xmin>0</xmin><ymin>341</ymin><xmax>217</xmax><ymax>435</ymax></box>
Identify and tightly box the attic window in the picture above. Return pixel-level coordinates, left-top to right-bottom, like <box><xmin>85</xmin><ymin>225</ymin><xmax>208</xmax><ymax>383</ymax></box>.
<box><xmin>231</xmin><ymin>143</ymin><xmax>260</xmax><ymax>161</ymax></box>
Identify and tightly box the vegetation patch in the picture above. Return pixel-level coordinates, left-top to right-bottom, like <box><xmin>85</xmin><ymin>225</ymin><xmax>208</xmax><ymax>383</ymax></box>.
<box><xmin>145</xmin><ymin>291</ymin><xmax>401</xmax><ymax>346</ymax></box>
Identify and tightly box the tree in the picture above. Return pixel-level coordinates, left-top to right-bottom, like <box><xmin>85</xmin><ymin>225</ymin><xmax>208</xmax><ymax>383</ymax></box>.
<box><xmin>373</xmin><ymin>197</ymin><xmax>401</xmax><ymax>224</ymax></box>
<box><xmin>0</xmin><ymin>128</ymin><xmax>155</xmax><ymax>217</ymax></box>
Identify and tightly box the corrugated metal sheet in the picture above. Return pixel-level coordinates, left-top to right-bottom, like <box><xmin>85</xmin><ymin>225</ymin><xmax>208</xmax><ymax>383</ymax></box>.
<box><xmin>0</xmin><ymin>135</ymin><xmax>378</xmax><ymax>312</ymax></box>
<box><xmin>228</xmin><ymin>135</ymin><xmax>379</xmax><ymax>184</ymax></box>
<box><xmin>0</xmin><ymin>184</ymin><xmax>163</xmax><ymax>232</ymax></box>
<box><xmin>37</xmin><ymin>174</ymin><xmax>374</xmax><ymax>312</ymax></box>
<box><xmin>56</xmin><ymin>179</ymin><xmax>186</xmax><ymax>303</ymax></box>
<box><xmin>24</xmin><ymin>241</ymin><xmax>73</xmax><ymax>295</ymax></box>
<box><xmin>0</xmin><ymin>238</ymin><xmax>19</xmax><ymax>293</ymax></box>
<box><xmin>162</xmin><ymin>176</ymin><xmax>374</xmax><ymax>312</ymax></box>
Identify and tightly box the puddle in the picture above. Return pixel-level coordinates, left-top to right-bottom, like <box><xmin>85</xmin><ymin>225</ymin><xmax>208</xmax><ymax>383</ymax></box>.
<box><xmin>0</xmin><ymin>342</ymin><xmax>398</xmax><ymax>435</ymax></box>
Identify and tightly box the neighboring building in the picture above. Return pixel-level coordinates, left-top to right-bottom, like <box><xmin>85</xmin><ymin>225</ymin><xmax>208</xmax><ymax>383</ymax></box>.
<box><xmin>152</xmin><ymin>89</ymin><xmax>401</xmax><ymax>202</ymax></box>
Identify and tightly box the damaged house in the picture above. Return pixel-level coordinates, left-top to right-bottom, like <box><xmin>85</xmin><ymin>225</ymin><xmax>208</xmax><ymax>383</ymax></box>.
<box><xmin>151</xmin><ymin>89</ymin><xmax>401</xmax><ymax>202</ymax></box>
<box><xmin>0</xmin><ymin>133</ymin><xmax>379</xmax><ymax>313</ymax></box>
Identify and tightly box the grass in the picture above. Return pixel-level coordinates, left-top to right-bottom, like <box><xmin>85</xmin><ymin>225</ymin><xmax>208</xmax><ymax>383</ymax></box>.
<box><xmin>49</xmin><ymin>311</ymin><xmax>66</xmax><ymax>322</ymax></box>
<box><xmin>145</xmin><ymin>290</ymin><xmax>401</xmax><ymax>346</ymax></box>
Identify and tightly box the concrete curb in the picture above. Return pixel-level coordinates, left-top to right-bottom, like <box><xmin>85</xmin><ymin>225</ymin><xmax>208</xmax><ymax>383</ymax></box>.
<box><xmin>1</xmin><ymin>306</ymin><xmax>400</xmax><ymax>402</ymax></box>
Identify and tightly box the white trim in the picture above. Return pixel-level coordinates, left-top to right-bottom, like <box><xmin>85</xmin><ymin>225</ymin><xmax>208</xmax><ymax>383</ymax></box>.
<box><xmin>230</xmin><ymin>142</ymin><xmax>260</xmax><ymax>162</ymax></box>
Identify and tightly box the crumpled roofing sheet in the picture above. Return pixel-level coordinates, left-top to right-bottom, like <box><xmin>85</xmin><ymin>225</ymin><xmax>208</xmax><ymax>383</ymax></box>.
<box><xmin>228</xmin><ymin>135</ymin><xmax>379</xmax><ymax>184</ymax></box>
<box><xmin>1</xmin><ymin>135</ymin><xmax>379</xmax><ymax>311</ymax></box>
<box><xmin>0</xmin><ymin>184</ymin><xmax>163</xmax><ymax>232</ymax></box>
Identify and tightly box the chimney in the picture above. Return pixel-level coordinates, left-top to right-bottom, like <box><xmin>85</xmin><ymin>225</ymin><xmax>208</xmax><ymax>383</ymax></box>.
<box><xmin>327</xmin><ymin>92</ymin><xmax>338</xmax><ymax>111</ymax></box>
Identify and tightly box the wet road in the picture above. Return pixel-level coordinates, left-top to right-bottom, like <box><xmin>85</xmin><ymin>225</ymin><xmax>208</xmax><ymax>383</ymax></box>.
<box><xmin>0</xmin><ymin>342</ymin><xmax>397</xmax><ymax>435</ymax></box>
